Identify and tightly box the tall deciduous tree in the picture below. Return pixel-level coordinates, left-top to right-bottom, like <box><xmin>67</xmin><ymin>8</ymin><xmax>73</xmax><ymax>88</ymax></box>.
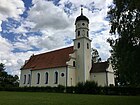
<box><xmin>108</xmin><ymin>0</ymin><xmax>140</xmax><ymax>86</ymax></box>
<box><xmin>91</xmin><ymin>48</ymin><xmax>101</xmax><ymax>63</ymax></box>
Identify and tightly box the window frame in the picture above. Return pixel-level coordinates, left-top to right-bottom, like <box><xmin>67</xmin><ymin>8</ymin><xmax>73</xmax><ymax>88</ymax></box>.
<box><xmin>37</xmin><ymin>73</ymin><xmax>40</xmax><ymax>84</ymax></box>
<box><xmin>23</xmin><ymin>75</ymin><xmax>26</xmax><ymax>84</ymax></box>
<box><xmin>45</xmin><ymin>72</ymin><xmax>49</xmax><ymax>84</ymax></box>
<box><xmin>87</xmin><ymin>43</ymin><xmax>89</xmax><ymax>49</ymax></box>
<box><xmin>87</xmin><ymin>31</ymin><xmax>89</xmax><ymax>37</ymax></box>
<box><xmin>78</xmin><ymin>42</ymin><xmax>80</xmax><ymax>49</ymax></box>
<box><xmin>54</xmin><ymin>71</ymin><xmax>58</xmax><ymax>84</ymax></box>
<box><xmin>78</xmin><ymin>31</ymin><xmax>80</xmax><ymax>36</ymax></box>
<box><xmin>27</xmin><ymin>74</ymin><xmax>31</xmax><ymax>84</ymax></box>
<box><xmin>73</xmin><ymin>61</ymin><xmax>76</xmax><ymax>67</ymax></box>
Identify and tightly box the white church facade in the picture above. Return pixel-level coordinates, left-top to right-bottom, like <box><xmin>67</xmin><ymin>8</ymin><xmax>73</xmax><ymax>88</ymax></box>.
<box><xmin>19</xmin><ymin>9</ymin><xmax>115</xmax><ymax>87</ymax></box>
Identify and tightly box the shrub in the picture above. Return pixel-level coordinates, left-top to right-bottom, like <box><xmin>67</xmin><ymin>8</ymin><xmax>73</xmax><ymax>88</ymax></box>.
<box><xmin>76</xmin><ymin>81</ymin><xmax>100</xmax><ymax>94</ymax></box>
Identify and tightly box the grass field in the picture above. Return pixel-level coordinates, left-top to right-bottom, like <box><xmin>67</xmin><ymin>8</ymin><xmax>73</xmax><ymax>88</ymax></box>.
<box><xmin>0</xmin><ymin>91</ymin><xmax>139</xmax><ymax>105</ymax></box>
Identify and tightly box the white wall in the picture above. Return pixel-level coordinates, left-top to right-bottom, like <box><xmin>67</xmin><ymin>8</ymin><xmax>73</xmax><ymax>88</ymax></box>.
<box><xmin>106</xmin><ymin>64</ymin><xmax>115</xmax><ymax>86</ymax></box>
<box><xmin>66</xmin><ymin>52</ymin><xmax>76</xmax><ymax>86</ymax></box>
<box><xmin>20</xmin><ymin>67</ymin><xmax>67</xmax><ymax>87</ymax></box>
<box><xmin>67</xmin><ymin>67</ymin><xmax>76</xmax><ymax>86</ymax></box>
<box><xmin>19</xmin><ymin>69</ymin><xmax>31</xmax><ymax>87</ymax></box>
<box><xmin>90</xmin><ymin>73</ymin><xmax>107</xmax><ymax>87</ymax></box>
<box><xmin>107</xmin><ymin>72</ymin><xmax>115</xmax><ymax>86</ymax></box>
<box><xmin>90</xmin><ymin>63</ymin><xmax>115</xmax><ymax>87</ymax></box>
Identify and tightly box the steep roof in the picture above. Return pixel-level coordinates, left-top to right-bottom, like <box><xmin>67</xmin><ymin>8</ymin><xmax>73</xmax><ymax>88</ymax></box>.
<box><xmin>21</xmin><ymin>46</ymin><xmax>74</xmax><ymax>70</ymax></box>
<box><xmin>90</xmin><ymin>62</ymin><xmax>109</xmax><ymax>73</ymax></box>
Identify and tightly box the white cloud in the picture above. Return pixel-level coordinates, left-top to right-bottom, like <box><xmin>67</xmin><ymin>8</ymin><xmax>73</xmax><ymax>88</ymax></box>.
<box><xmin>0</xmin><ymin>0</ymin><xmax>114</xmax><ymax>76</ymax></box>
<box><xmin>0</xmin><ymin>35</ymin><xmax>12</xmax><ymax>54</ymax></box>
<box><xmin>0</xmin><ymin>0</ymin><xmax>25</xmax><ymax>31</ymax></box>
<box><xmin>28</xmin><ymin>0</ymin><xmax>70</xmax><ymax>30</ymax></box>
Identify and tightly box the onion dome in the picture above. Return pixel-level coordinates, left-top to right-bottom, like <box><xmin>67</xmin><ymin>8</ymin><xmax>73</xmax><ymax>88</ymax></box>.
<box><xmin>75</xmin><ymin>8</ymin><xmax>89</xmax><ymax>23</ymax></box>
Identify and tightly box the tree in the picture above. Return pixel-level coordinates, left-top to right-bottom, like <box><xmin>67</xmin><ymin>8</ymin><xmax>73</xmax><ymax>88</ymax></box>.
<box><xmin>0</xmin><ymin>63</ymin><xmax>19</xmax><ymax>87</ymax></box>
<box><xmin>91</xmin><ymin>48</ymin><xmax>102</xmax><ymax>63</ymax></box>
<box><xmin>0</xmin><ymin>63</ymin><xmax>5</xmax><ymax>72</ymax></box>
<box><xmin>108</xmin><ymin>0</ymin><xmax>140</xmax><ymax>86</ymax></box>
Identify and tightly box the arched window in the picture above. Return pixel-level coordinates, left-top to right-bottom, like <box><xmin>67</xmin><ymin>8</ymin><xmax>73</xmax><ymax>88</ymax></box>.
<box><xmin>45</xmin><ymin>72</ymin><xmax>49</xmax><ymax>84</ymax></box>
<box><xmin>73</xmin><ymin>61</ymin><xmax>76</xmax><ymax>67</ymax></box>
<box><xmin>87</xmin><ymin>31</ymin><xmax>89</xmax><ymax>37</ymax></box>
<box><xmin>37</xmin><ymin>73</ymin><xmax>40</xmax><ymax>84</ymax></box>
<box><xmin>28</xmin><ymin>74</ymin><xmax>31</xmax><ymax>84</ymax></box>
<box><xmin>78</xmin><ymin>31</ymin><xmax>80</xmax><ymax>36</ymax></box>
<box><xmin>78</xmin><ymin>42</ymin><xmax>80</xmax><ymax>48</ymax></box>
<box><xmin>87</xmin><ymin>43</ymin><xmax>89</xmax><ymax>49</ymax></box>
<box><xmin>54</xmin><ymin>71</ymin><xmax>58</xmax><ymax>84</ymax></box>
<box><xmin>23</xmin><ymin>75</ymin><xmax>26</xmax><ymax>84</ymax></box>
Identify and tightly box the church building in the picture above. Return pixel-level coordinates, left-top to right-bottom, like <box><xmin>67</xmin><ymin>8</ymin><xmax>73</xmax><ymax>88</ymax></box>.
<box><xmin>19</xmin><ymin>9</ymin><xmax>115</xmax><ymax>87</ymax></box>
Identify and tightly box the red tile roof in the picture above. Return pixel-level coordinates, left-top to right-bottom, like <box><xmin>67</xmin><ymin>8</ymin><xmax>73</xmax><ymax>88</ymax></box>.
<box><xmin>21</xmin><ymin>46</ymin><xmax>74</xmax><ymax>70</ymax></box>
<box><xmin>90</xmin><ymin>61</ymin><xmax>109</xmax><ymax>73</ymax></box>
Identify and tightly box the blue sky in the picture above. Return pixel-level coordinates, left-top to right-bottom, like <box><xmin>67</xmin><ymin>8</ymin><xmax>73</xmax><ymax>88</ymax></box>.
<box><xmin>0</xmin><ymin>0</ymin><xmax>113</xmax><ymax>76</ymax></box>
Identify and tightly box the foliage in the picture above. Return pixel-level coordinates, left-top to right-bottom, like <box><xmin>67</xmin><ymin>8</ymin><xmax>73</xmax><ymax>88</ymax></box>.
<box><xmin>91</xmin><ymin>48</ymin><xmax>102</xmax><ymax>63</ymax></box>
<box><xmin>76</xmin><ymin>81</ymin><xmax>100</xmax><ymax>94</ymax></box>
<box><xmin>0</xmin><ymin>85</ymin><xmax>140</xmax><ymax>95</ymax></box>
<box><xmin>108</xmin><ymin>0</ymin><xmax>140</xmax><ymax>86</ymax></box>
<box><xmin>0</xmin><ymin>63</ymin><xmax>19</xmax><ymax>88</ymax></box>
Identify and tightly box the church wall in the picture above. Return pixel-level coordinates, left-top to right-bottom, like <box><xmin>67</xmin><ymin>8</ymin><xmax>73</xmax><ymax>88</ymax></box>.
<box><xmin>107</xmin><ymin>72</ymin><xmax>115</xmax><ymax>86</ymax></box>
<box><xmin>107</xmin><ymin>64</ymin><xmax>114</xmax><ymax>72</ymax></box>
<box><xmin>90</xmin><ymin>73</ymin><xmax>107</xmax><ymax>87</ymax></box>
<box><xmin>67</xmin><ymin>67</ymin><xmax>76</xmax><ymax>86</ymax></box>
<box><xmin>106</xmin><ymin>64</ymin><xmax>115</xmax><ymax>86</ymax></box>
<box><xmin>31</xmin><ymin>67</ymin><xmax>66</xmax><ymax>87</ymax></box>
<box><xmin>66</xmin><ymin>53</ymin><xmax>76</xmax><ymax>86</ymax></box>
<box><xmin>20</xmin><ymin>67</ymin><xmax>67</xmax><ymax>87</ymax></box>
<box><xmin>19</xmin><ymin>69</ymin><xmax>31</xmax><ymax>87</ymax></box>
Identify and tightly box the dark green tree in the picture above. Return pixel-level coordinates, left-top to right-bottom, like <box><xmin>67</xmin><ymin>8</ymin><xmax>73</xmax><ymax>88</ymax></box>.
<box><xmin>91</xmin><ymin>48</ymin><xmax>102</xmax><ymax>63</ymax></box>
<box><xmin>108</xmin><ymin>0</ymin><xmax>140</xmax><ymax>86</ymax></box>
<box><xmin>0</xmin><ymin>63</ymin><xmax>19</xmax><ymax>87</ymax></box>
<box><xmin>0</xmin><ymin>63</ymin><xmax>5</xmax><ymax>72</ymax></box>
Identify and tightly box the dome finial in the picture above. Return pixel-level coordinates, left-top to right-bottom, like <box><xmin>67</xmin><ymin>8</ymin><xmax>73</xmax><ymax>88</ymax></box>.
<box><xmin>81</xmin><ymin>7</ymin><xmax>83</xmax><ymax>16</ymax></box>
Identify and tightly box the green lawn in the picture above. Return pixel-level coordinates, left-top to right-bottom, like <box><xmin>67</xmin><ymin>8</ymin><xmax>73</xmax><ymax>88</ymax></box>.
<box><xmin>0</xmin><ymin>91</ymin><xmax>139</xmax><ymax>105</ymax></box>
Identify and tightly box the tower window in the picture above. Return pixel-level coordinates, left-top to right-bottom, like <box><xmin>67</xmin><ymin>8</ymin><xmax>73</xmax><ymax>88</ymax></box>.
<box><xmin>73</xmin><ymin>61</ymin><xmax>76</xmax><ymax>67</ymax></box>
<box><xmin>87</xmin><ymin>43</ymin><xmax>89</xmax><ymax>49</ymax></box>
<box><xmin>37</xmin><ymin>73</ymin><xmax>40</xmax><ymax>84</ymax></box>
<box><xmin>78</xmin><ymin>42</ymin><xmax>80</xmax><ymax>48</ymax></box>
<box><xmin>78</xmin><ymin>31</ymin><xmax>80</xmax><ymax>36</ymax></box>
<box><xmin>87</xmin><ymin>31</ymin><xmax>89</xmax><ymax>37</ymax></box>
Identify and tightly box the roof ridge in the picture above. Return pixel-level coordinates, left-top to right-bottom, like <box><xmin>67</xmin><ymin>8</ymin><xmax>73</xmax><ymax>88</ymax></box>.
<box><xmin>33</xmin><ymin>46</ymin><xmax>74</xmax><ymax>57</ymax></box>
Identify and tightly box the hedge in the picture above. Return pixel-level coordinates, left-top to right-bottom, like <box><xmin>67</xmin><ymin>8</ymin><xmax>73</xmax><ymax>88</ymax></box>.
<box><xmin>0</xmin><ymin>85</ymin><xmax>140</xmax><ymax>95</ymax></box>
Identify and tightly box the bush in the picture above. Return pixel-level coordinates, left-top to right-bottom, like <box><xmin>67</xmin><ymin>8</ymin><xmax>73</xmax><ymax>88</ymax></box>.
<box><xmin>0</xmin><ymin>84</ymin><xmax>140</xmax><ymax>95</ymax></box>
<box><xmin>76</xmin><ymin>81</ymin><xmax>100</xmax><ymax>94</ymax></box>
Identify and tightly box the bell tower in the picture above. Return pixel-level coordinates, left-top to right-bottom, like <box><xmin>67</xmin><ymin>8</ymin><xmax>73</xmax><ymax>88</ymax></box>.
<box><xmin>74</xmin><ymin>8</ymin><xmax>91</xmax><ymax>83</ymax></box>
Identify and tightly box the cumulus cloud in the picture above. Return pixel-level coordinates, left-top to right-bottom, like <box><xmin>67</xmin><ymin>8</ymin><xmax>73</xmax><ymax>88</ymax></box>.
<box><xmin>0</xmin><ymin>0</ymin><xmax>114</xmax><ymax>76</ymax></box>
<box><xmin>28</xmin><ymin>0</ymin><xmax>70</xmax><ymax>30</ymax></box>
<box><xmin>0</xmin><ymin>0</ymin><xmax>25</xmax><ymax>31</ymax></box>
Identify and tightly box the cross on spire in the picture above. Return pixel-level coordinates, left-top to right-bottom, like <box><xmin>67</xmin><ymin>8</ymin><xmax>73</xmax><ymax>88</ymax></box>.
<box><xmin>81</xmin><ymin>7</ymin><xmax>83</xmax><ymax>15</ymax></box>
